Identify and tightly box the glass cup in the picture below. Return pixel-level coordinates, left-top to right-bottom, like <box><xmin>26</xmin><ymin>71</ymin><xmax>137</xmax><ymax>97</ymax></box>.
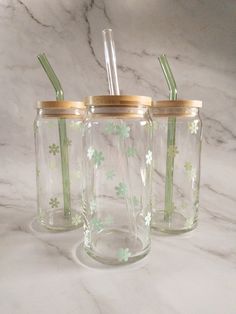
<box><xmin>151</xmin><ymin>100</ymin><xmax>203</xmax><ymax>233</ymax></box>
<box><xmin>34</xmin><ymin>101</ymin><xmax>85</xmax><ymax>231</ymax></box>
<box><xmin>82</xmin><ymin>95</ymin><xmax>153</xmax><ymax>264</ymax></box>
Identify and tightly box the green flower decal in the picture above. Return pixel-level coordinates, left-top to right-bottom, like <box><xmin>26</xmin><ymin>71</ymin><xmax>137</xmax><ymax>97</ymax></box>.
<box><xmin>144</xmin><ymin>212</ymin><xmax>152</xmax><ymax>226</ymax></box>
<box><xmin>91</xmin><ymin>217</ymin><xmax>103</xmax><ymax>232</ymax></box>
<box><xmin>117</xmin><ymin>248</ymin><xmax>131</xmax><ymax>262</ymax></box>
<box><xmin>87</xmin><ymin>147</ymin><xmax>104</xmax><ymax>167</ymax></box>
<box><xmin>106</xmin><ymin>170</ymin><xmax>115</xmax><ymax>180</ymax></box>
<box><xmin>105</xmin><ymin>122</ymin><xmax>117</xmax><ymax>134</ymax></box>
<box><xmin>72</xmin><ymin>214</ymin><xmax>82</xmax><ymax>226</ymax></box>
<box><xmin>115</xmin><ymin>182</ymin><xmax>128</xmax><ymax>198</ymax></box>
<box><xmin>145</xmin><ymin>150</ymin><xmax>152</xmax><ymax>165</ymax></box>
<box><xmin>127</xmin><ymin>147</ymin><xmax>137</xmax><ymax>157</ymax></box>
<box><xmin>188</xmin><ymin>119</ymin><xmax>199</xmax><ymax>134</ymax></box>
<box><xmin>167</xmin><ymin>145</ymin><xmax>179</xmax><ymax>158</ymax></box>
<box><xmin>93</xmin><ymin>150</ymin><xmax>104</xmax><ymax>167</ymax></box>
<box><xmin>49</xmin><ymin>197</ymin><xmax>60</xmax><ymax>208</ymax></box>
<box><xmin>184</xmin><ymin>161</ymin><xmax>193</xmax><ymax>172</ymax></box>
<box><xmin>49</xmin><ymin>144</ymin><xmax>60</xmax><ymax>155</ymax></box>
<box><xmin>105</xmin><ymin>122</ymin><xmax>130</xmax><ymax>139</ymax></box>
<box><xmin>116</xmin><ymin>124</ymin><xmax>130</xmax><ymax>138</ymax></box>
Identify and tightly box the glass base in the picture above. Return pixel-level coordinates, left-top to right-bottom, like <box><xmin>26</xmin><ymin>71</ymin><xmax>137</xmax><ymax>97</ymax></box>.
<box><xmin>85</xmin><ymin>228</ymin><xmax>150</xmax><ymax>265</ymax></box>
<box><xmin>151</xmin><ymin>210</ymin><xmax>197</xmax><ymax>234</ymax></box>
<box><xmin>39</xmin><ymin>208</ymin><xmax>83</xmax><ymax>232</ymax></box>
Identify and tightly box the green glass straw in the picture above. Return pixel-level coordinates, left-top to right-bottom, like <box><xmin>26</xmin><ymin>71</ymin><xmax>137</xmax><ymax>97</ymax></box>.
<box><xmin>38</xmin><ymin>53</ymin><xmax>71</xmax><ymax>217</ymax></box>
<box><xmin>158</xmin><ymin>54</ymin><xmax>177</xmax><ymax>221</ymax></box>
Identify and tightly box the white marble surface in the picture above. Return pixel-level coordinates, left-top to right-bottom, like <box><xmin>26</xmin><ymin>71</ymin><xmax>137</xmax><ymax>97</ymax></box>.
<box><xmin>0</xmin><ymin>0</ymin><xmax>236</xmax><ymax>313</ymax></box>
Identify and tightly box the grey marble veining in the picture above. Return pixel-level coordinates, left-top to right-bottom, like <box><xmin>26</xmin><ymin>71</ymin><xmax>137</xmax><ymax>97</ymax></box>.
<box><xmin>0</xmin><ymin>0</ymin><xmax>236</xmax><ymax>313</ymax></box>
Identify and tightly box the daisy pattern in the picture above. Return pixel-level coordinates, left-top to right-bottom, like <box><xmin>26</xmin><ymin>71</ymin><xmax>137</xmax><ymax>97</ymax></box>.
<box><xmin>87</xmin><ymin>146</ymin><xmax>95</xmax><ymax>160</ymax></box>
<box><xmin>184</xmin><ymin>161</ymin><xmax>193</xmax><ymax>172</ymax></box>
<box><xmin>72</xmin><ymin>214</ymin><xmax>82</xmax><ymax>226</ymax></box>
<box><xmin>145</xmin><ymin>212</ymin><xmax>152</xmax><ymax>226</ymax></box>
<box><xmin>49</xmin><ymin>197</ymin><xmax>60</xmax><ymax>208</ymax></box>
<box><xmin>49</xmin><ymin>144</ymin><xmax>60</xmax><ymax>155</ymax></box>
<box><xmin>115</xmin><ymin>182</ymin><xmax>128</xmax><ymax>198</ymax></box>
<box><xmin>117</xmin><ymin>248</ymin><xmax>131</xmax><ymax>262</ymax></box>
<box><xmin>188</xmin><ymin>119</ymin><xmax>199</xmax><ymax>134</ymax></box>
<box><xmin>167</xmin><ymin>145</ymin><xmax>179</xmax><ymax>158</ymax></box>
<box><xmin>145</xmin><ymin>150</ymin><xmax>152</xmax><ymax>165</ymax></box>
<box><xmin>91</xmin><ymin>217</ymin><xmax>103</xmax><ymax>232</ymax></box>
<box><xmin>92</xmin><ymin>150</ymin><xmax>104</xmax><ymax>167</ymax></box>
<box><xmin>116</xmin><ymin>124</ymin><xmax>130</xmax><ymax>139</ymax></box>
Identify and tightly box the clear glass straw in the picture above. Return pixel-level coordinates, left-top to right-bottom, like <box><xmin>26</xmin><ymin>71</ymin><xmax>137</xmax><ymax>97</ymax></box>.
<box><xmin>102</xmin><ymin>29</ymin><xmax>120</xmax><ymax>95</ymax></box>
<box><xmin>38</xmin><ymin>53</ymin><xmax>71</xmax><ymax>217</ymax></box>
<box><xmin>102</xmin><ymin>29</ymin><xmax>137</xmax><ymax>237</ymax></box>
<box><xmin>158</xmin><ymin>54</ymin><xmax>177</xmax><ymax>221</ymax></box>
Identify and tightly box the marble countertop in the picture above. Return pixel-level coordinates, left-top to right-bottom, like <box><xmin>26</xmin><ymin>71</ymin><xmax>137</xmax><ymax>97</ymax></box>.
<box><xmin>1</xmin><ymin>187</ymin><xmax>235</xmax><ymax>314</ymax></box>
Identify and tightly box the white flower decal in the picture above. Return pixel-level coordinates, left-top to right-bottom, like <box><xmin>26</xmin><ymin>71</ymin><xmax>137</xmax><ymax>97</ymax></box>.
<box><xmin>188</xmin><ymin>120</ymin><xmax>199</xmax><ymax>134</ymax></box>
<box><xmin>145</xmin><ymin>212</ymin><xmax>152</xmax><ymax>226</ymax></box>
<box><xmin>146</xmin><ymin>150</ymin><xmax>152</xmax><ymax>165</ymax></box>
<box><xmin>87</xmin><ymin>146</ymin><xmax>95</xmax><ymax>160</ymax></box>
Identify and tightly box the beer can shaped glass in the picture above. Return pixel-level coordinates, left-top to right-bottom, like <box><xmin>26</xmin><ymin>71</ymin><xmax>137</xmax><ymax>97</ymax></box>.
<box><xmin>34</xmin><ymin>101</ymin><xmax>85</xmax><ymax>231</ymax></box>
<box><xmin>151</xmin><ymin>100</ymin><xmax>202</xmax><ymax>233</ymax></box>
<box><xmin>83</xmin><ymin>95</ymin><xmax>152</xmax><ymax>264</ymax></box>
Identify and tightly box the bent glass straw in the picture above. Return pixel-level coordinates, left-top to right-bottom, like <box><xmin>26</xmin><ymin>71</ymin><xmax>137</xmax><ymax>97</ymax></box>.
<box><xmin>158</xmin><ymin>54</ymin><xmax>177</xmax><ymax>221</ymax></box>
<box><xmin>38</xmin><ymin>53</ymin><xmax>71</xmax><ymax>217</ymax></box>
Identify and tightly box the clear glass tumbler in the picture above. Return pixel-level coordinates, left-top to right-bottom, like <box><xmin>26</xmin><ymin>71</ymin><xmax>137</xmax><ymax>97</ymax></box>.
<box><xmin>151</xmin><ymin>100</ymin><xmax>203</xmax><ymax>233</ymax></box>
<box><xmin>83</xmin><ymin>95</ymin><xmax>152</xmax><ymax>264</ymax></box>
<box><xmin>34</xmin><ymin>101</ymin><xmax>85</xmax><ymax>231</ymax></box>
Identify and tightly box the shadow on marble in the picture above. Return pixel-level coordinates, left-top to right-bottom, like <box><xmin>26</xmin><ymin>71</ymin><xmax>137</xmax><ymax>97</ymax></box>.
<box><xmin>72</xmin><ymin>241</ymin><xmax>150</xmax><ymax>272</ymax></box>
